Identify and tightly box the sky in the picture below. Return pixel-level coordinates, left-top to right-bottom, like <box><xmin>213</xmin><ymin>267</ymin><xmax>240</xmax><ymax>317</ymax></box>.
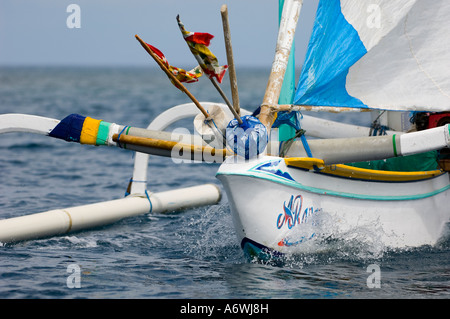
<box><xmin>0</xmin><ymin>0</ymin><xmax>319</xmax><ymax>68</ymax></box>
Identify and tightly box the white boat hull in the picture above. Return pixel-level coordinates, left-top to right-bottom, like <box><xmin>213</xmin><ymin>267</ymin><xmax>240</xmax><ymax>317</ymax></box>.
<box><xmin>216</xmin><ymin>156</ymin><xmax>450</xmax><ymax>257</ymax></box>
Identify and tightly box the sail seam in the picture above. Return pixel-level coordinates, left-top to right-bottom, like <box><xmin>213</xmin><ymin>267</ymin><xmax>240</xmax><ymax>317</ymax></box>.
<box><xmin>404</xmin><ymin>13</ymin><xmax>450</xmax><ymax>100</ymax></box>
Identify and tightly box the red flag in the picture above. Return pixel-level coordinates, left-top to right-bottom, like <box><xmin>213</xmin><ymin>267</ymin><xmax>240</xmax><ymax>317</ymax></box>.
<box><xmin>177</xmin><ymin>16</ymin><xmax>228</xmax><ymax>83</ymax></box>
<box><xmin>146</xmin><ymin>43</ymin><xmax>203</xmax><ymax>85</ymax></box>
<box><xmin>184</xmin><ymin>33</ymin><xmax>214</xmax><ymax>46</ymax></box>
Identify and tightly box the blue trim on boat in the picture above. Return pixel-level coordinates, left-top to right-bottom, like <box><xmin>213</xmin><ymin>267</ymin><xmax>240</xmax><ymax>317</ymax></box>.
<box><xmin>216</xmin><ymin>169</ymin><xmax>450</xmax><ymax>201</ymax></box>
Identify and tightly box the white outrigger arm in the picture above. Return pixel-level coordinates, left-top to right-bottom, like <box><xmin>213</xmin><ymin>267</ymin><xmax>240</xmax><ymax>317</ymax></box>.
<box><xmin>0</xmin><ymin>107</ymin><xmax>222</xmax><ymax>244</ymax></box>
<box><xmin>282</xmin><ymin>124</ymin><xmax>450</xmax><ymax>165</ymax></box>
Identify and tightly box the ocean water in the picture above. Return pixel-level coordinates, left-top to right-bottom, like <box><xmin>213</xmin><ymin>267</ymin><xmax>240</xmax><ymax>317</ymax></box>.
<box><xmin>0</xmin><ymin>67</ymin><xmax>449</xmax><ymax>302</ymax></box>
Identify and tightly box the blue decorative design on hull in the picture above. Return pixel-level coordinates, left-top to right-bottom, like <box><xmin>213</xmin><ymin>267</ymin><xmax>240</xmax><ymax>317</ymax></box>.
<box><xmin>253</xmin><ymin>160</ymin><xmax>295</xmax><ymax>181</ymax></box>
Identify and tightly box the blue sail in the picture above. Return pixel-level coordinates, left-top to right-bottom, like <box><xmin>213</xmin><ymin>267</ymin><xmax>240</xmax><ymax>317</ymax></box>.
<box><xmin>294</xmin><ymin>0</ymin><xmax>367</xmax><ymax>108</ymax></box>
<box><xmin>294</xmin><ymin>0</ymin><xmax>450</xmax><ymax>112</ymax></box>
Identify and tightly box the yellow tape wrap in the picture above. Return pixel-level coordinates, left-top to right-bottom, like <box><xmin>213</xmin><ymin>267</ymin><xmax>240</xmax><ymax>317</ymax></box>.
<box><xmin>80</xmin><ymin>117</ymin><xmax>102</xmax><ymax>145</ymax></box>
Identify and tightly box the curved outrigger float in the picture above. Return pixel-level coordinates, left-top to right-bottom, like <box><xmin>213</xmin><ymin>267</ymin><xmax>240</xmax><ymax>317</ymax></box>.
<box><xmin>1</xmin><ymin>1</ymin><xmax>450</xmax><ymax>261</ymax></box>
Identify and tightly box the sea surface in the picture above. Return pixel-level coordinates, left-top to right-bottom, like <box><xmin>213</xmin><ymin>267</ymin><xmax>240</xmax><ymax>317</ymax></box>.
<box><xmin>0</xmin><ymin>67</ymin><xmax>449</xmax><ymax>302</ymax></box>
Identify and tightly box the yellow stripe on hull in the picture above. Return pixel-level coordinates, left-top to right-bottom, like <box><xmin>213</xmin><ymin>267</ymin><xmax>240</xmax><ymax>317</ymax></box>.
<box><xmin>284</xmin><ymin>157</ymin><xmax>444</xmax><ymax>182</ymax></box>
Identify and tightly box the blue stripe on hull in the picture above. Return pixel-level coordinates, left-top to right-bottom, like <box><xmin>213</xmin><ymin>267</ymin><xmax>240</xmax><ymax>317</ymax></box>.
<box><xmin>216</xmin><ymin>170</ymin><xmax>450</xmax><ymax>201</ymax></box>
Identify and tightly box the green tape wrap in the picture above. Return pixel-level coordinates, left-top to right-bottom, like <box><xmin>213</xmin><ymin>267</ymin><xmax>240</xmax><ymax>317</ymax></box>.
<box><xmin>96</xmin><ymin>121</ymin><xmax>111</xmax><ymax>146</ymax></box>
<box><xmin>392</xmin><ymin>134</ymin><xmax>398</xmax><ymax>157</ymax></box>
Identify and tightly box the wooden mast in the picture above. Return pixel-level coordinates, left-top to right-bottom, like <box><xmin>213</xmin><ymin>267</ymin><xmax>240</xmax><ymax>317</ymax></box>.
<box><xmin>259</xmin><ymin>0</ymin><xmax>303</xmax><ymax>130</ymax></box>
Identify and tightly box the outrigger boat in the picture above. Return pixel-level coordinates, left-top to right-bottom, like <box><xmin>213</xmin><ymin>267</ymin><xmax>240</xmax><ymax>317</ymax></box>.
<box><xmin>1</xmin><ymin>1</ymin><xmax>450</xmax><ymax>261</ymax></box>
<box><xmin>218</xmin><ymin>0</ymin><xmax>450</xmax><ymax>257</ymax></box>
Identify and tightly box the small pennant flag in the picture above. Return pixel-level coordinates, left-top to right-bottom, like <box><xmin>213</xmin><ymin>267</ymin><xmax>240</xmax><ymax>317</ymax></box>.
<box><xmin>146</xmin><ymin>43</ymin><xmax>203</xmax><ymax>86</ymax></box>
<box><xmin>177</xmin><ymin>15</ymin><xmax>228</xmax><ymax>83</ymax></box>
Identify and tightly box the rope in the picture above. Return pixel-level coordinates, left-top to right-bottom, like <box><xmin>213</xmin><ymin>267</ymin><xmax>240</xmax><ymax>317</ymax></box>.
<box><xmin>369</xmin><ymin>111</ymin><xmax>389</xmax><ymax>136</ymax></box>
<box><xmin>280</xmin><ymin>129</ymin><xmax>306</xmax><ymax>157</ymax></box>
<box><xmin>145</xmin><ymin>190</ymin><xmax>153</xmax><ymax>213</ymax></box>
<box><xmin>204</xmin><ymin>108</ymin><xmax>227</xmax><ymax>142</ymax></box>
<box><xmin>124</xmin><ymin>178</ymin><xmax>147</xmax><ymax>197</ymax></box>
<box><xmin>116</xmin><ymin>126</ymin><xmax>129</xmax><ymax>148</ymax></box>
<box><xmin>278</xmin><ymin>111</ymin><xmax>313</xmax><ymax>158</ymax></box>
<box><xmin>276</xmin><ymin>111</ymin><xmax>320</xmax><ymax>170</ymax></box>
<box><xmin>124</xmin><ymin>181</ymin><xmax>153</xmax><ymax>213</ymax></box>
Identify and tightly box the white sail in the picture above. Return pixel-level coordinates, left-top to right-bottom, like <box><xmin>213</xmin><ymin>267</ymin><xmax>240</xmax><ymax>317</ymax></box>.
<box><xmin>293</xmin><ymin>0</ymin><xmax>450</xmax><ymax>112</ymax></box>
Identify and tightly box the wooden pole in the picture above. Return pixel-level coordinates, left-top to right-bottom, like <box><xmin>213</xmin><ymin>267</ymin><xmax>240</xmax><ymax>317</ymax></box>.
<box><xmin>175</xmin><ymin>15</ymin><xmax>242</xmax><ymax>125</ymax></box>
<box><xmin>135</xmin><ymin>34</ymin><xmax>210</xmax><ymax>119</ymax></box>
<box><xmin>259</xmin><ymin>0</ymin><xmax>303</xmax><ymax>129</ymax></box>
<box><xmin>220</xmin><ymin>4</ymin><xmax>240</xmax><ymax>117</ymax></box>
<box><xmin>112</xmin><ymin>133</ymin><xmax>231</xmax><ymax>160</ymax></box>
<box><xmin>209</xmin><ymin>77</ymin><xmax>242</xmax><ymax>125</ymax></box>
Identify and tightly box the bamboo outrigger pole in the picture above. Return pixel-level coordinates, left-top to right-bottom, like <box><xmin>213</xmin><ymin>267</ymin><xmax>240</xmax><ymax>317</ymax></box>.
<box><xmin>135</xmin><ymin>34</ymin><xmax>210</xmax><ymax>120</ymax></box>
<box><xmin>112</xmin><ymin>133</ymin><xmax>231</xmax><ymax>161</ymax></box>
